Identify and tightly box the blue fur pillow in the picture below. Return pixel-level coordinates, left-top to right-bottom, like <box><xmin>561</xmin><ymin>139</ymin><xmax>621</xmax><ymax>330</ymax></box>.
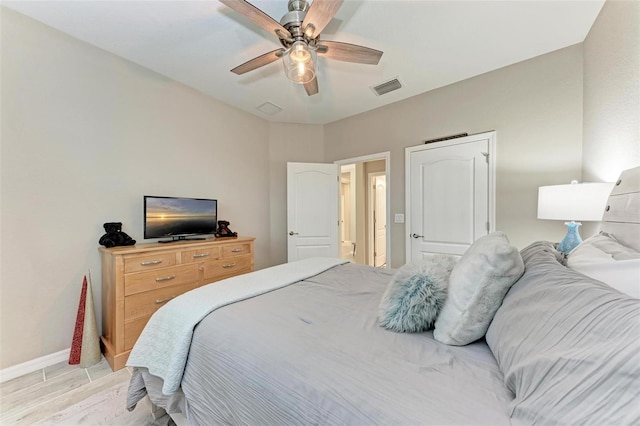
<box><xmin>378</xmin><ymin>255</ymin><xmax>458</xmax><ymax>332</ymax></box>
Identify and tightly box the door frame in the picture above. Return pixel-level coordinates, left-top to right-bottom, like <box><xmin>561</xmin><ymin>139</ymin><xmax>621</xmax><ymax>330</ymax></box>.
<box><xmin>335</xmin><ymin>152</ymin><xmax>391</xmax><ymax>268</ymax></box>
<box><xmin>404</xmin><ymin>132</ymin><xmax>496</xmax><ymax>261</ymax></box>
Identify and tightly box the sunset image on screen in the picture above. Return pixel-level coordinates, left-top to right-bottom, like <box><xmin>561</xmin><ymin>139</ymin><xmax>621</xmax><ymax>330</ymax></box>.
<box><xmin>145</xmin><ymin>197</ymin><xmax>217</xmax><ymax>237</ymax></box>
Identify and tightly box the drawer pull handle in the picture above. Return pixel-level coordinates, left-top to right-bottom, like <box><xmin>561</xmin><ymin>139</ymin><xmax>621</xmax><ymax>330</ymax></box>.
<box><xmin>222</xmin><ymin>263</ymin><xmax>237</xmax><ymax>269</ymax></box>
<box><xmin>231</xmin><ymin>248</ymin><xmax>244</xmax><ymax>253</ymax></box>
<box><xmin>141</xmin><ymin>260</ymin><xmax>163</xmax><ymax>266</ymax></box>
<box><xmin>155</xmin><ymin>296</ymin><xmax>176</xmax><ymax>304</ymax></box>
<box><xmin>155</xmin><ymin>275</ymin><xmax>176</xmax><ymax>282</ymax></box>
<box><xmin>193</xmin><ymin>253</ymin><xmax>210</xmax><ymax>258</ymax></box>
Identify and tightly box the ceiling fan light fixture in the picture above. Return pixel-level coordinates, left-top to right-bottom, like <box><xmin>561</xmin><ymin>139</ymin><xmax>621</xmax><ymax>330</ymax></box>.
<box><xmin>283</xmin><ymin>41</ymin><xmax>316</xmax><ymax>84</ymax></box>
<box><xmin>221</xmin><ymin>0</ymin><xmax>383</xmax><ymax>96</ymax></box>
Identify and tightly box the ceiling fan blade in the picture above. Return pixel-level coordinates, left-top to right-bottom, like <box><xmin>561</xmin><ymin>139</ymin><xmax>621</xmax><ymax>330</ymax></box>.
<box><xmin>220</xmin><ymin>0</ymin><xmax>292</xmax><ymax>39</ymax></box>
<box><xmin>304</xmin><ymin>77</ymin><xmax>319</xmax><ymax>96</ymax></box>
<box><xmin>231</xmin><ymin>49</ymin><xmax>285</xmax><ymax>75</ymax></box>
<box><xmin>302</xmin><ymin>0</ymin><xmax>344</xmax><ymax>38</ymax></box>
<box><xmin>317</xmin><ymin>40</ymin><xmax>383</xmax><ymax>65</ymax></box>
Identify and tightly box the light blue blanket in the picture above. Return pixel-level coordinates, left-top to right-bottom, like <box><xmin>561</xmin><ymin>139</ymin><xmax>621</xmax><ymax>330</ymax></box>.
<box><xmin>126</xmin><ymin>257</ymin><xmax>348</xmax><ymax>394</ymax></box>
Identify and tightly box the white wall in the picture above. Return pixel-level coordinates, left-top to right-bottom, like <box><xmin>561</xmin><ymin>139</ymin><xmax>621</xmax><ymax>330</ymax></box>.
<box><xmin>583</xmin><ymin>0</ymin><xmax>640</xmax><ymax>182</ymax></box>
<box><xmin>324</xmin><ymin>46</ymin><xmax>585</xmax><ymax>266</ymax></box>
<box><xmin>0</xmin><ymin>8</ymin><xmax>272</xmax><ymax>369</ymax></box>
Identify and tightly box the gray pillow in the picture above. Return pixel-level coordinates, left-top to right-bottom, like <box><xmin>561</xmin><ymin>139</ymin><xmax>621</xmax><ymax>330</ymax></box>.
<box><xmin>486</xmin><ymin>241</ymin><xmax>640</xmax><ymax>425</ymax></box>
<box><xmin>378</xmin><ymin>255</ymin><xmax>457</xmax><ymax>332</ymax></box>
<box><xmin>433</xmin><ymin>232</ymin><xmax>524</xmax><ymax>345</ymax></box>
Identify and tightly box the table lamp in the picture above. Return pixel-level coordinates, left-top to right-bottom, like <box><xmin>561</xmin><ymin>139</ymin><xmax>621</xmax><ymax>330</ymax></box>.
<box><xmin>537</xmin><ymin>181</ymin><xmax>614</xmax><ymax>253</ymax></box>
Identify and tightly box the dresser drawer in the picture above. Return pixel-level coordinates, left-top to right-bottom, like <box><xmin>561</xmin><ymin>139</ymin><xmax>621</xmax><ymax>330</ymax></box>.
<box><xmin>124</xmin><ymin>316</ymin><xmax>147</xmax><ymax>351</ymax></box>
<box><xmin>124</xmin><ymin>281</ymin><xmax>200</xmax><ymax>321</ymax></box>
<box><xmin>202</xmin><ymin>255</ymin><xmax>252</xmax><ymax>281</ymax></box>
<box><xmin>124</xmin><ymin>252</ymin><xmax>176</xmax><ymax>273</ymax></box>
<box><xmin>222</xmin><ymin>242</ymin><xmax>252</xmax><ymax>258</ymax></box>
<box><xmin>181</xmin><ymin>246</ymin><xmax>220</xmax><ymax>264</ymax></box>
<box><xmin>124</xmin><ymin>264</ymin><xmax>200</xmax><ymax>296</ymax></box>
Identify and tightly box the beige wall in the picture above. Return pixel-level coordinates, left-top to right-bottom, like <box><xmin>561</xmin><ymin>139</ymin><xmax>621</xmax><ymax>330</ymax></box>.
<box><xmin>583</xmin><ymin>0</ymin><xmax>640</xmax><ymax>182</ymax></box>
<box><xmin>0</xmin><ymin>8</ymin><xmax>274</xmax><ymax>369</ymax></box>
<box><xmin>325</xmin><ymin>46</ymin><xmax>584</xmax><ymax>266</ymax></box>
<box><xmin>354</xmin><ymin>163</ymin><xmax>367</xmax><ymax>264</ymax></box>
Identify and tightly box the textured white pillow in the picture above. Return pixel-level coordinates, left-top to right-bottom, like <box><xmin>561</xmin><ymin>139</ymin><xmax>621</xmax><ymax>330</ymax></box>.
<box><xmin>434</xmin><ymin>232</ymin><xmax>525</xmax><ymax>346</ymax></box>
<box><xmin>567</xmin><ymin>233</ymin><xmax>640</xmax><ymax>298</ymax></box>
<box><xmin>568</xmin><ymin>233</ymin><xmax>640</xmax><ymax>265</ymax></box>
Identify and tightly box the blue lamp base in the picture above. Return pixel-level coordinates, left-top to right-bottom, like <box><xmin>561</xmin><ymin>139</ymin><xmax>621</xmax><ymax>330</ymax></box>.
<box><xmin>557</xmin><ymin>221</ymin><xmax>583</xmax><ymax>253</ymax></box>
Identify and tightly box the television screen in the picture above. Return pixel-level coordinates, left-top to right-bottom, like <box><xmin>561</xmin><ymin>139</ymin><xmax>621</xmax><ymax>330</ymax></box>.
<box><xmin>144</xmin><ymin>196</ymin><xmax>217</xmax><ymax>241</ymax></box>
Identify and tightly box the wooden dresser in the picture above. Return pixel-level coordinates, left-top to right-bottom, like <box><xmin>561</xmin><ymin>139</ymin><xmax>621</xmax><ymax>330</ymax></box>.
<box><xmin>99</xmin><ymin>236</ymin><xmax>255</xmax><ymax>371</ymax></box>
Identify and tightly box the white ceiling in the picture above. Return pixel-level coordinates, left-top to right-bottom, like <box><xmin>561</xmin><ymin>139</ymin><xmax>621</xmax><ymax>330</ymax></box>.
<box><xmin>4</xmin><ymin>0</ymin><xmax>605</xmax><ymax>124</ymax></box>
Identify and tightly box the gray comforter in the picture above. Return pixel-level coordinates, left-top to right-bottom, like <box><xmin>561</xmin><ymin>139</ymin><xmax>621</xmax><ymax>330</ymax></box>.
<box><xmin>128</xmin><ymin>242</ymin><xmax>640</xmax><ymax>425</ymax></box>
<box><xmin>130</xmin><ymin>263</ymin><xmax>513</xmax><ymax>425</ymax></box>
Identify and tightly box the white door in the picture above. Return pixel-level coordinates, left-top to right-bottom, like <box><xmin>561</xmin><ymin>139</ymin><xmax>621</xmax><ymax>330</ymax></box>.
<box><xmin>287</xmin><ymin>162</ymin><xmax>339</xmax><ymax>262</ymax></box>
<box><xmin>371</xmin><ymin>174</ymin><xmax>387</xmax><ymax>267</ymax></box>
<box><xmin>405</xmin><ymin>132</ymin><xmax>495</xmax><ymax>262</ymax></box>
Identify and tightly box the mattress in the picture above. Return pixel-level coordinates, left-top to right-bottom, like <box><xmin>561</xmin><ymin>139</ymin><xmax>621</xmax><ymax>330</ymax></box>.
<box><xmin>131</xmin><ymin>263</ymin><xmax>513</xmax><ymax>425</ymax></box>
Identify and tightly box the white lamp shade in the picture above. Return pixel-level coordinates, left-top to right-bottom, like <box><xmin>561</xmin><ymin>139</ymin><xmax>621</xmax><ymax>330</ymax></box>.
<box><xmin>537</xmin><ymin>182</ymin><xmax>614</xmax><ymax>221</ymax></box>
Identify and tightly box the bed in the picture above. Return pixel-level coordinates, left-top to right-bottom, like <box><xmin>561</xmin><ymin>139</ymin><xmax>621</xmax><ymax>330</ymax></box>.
<box><xmin>126</xmin><ymin>166</ymin><xmax>640</xmax><ymax>425</ymax></box>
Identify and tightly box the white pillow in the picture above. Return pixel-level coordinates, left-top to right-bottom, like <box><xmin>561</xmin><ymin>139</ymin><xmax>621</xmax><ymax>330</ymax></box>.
<box><xmin>568</xmin><ymin>233</ymin><xmax>640</xmax><ymax>264</ymax></box>
<box><xmin>567</xmin><ymin>233</ymin><xmax>640</xmax><ymax>298</ymax></box>
<box><xmin>433</xmin><ymin>232</ymin><xmax>525</xmax><ymax>346</ymax></box>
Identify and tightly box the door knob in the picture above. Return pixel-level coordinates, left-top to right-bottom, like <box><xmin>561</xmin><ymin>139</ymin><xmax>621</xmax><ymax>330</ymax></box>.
<box><xmin>289</xmin><ymin>231</ymin><xmax>299</xmax><ymax>236</ymax></box>
<box><xmin>411</xmin><ymin>233</ymin><xmax>424</xmax><ymax>239</ymax></box>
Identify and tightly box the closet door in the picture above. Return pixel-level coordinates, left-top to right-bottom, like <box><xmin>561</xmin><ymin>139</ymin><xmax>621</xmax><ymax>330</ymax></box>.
<box><xmin>405</xmin><ymin>132</ymin><xmax>495</xmax><ymax>262</ymax></box>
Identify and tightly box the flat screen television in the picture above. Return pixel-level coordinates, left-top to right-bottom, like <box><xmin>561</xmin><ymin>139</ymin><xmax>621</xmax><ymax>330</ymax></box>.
<box><xmin>144</xmin><ymin>196</ymin><xmax>217</xmax><ymax>243</ymax></box>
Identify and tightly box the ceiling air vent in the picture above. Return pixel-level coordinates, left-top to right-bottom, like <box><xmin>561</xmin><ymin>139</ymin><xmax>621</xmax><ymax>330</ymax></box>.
<box><xmin>371</xmin><ymin>78</ymin><xmax>403</xmax><ymax>96</ymax></box>
<box><xmin>256</xmin><ymin>102</ymin><xmax>283</xmax><ymax>116</ymax></box>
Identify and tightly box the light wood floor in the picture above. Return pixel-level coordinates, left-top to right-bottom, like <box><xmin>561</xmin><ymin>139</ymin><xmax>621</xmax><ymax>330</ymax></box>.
<box><xmin>0</xmin><ymin>356</ymin><xmax>131</xmax><ymax>424</ymax></box>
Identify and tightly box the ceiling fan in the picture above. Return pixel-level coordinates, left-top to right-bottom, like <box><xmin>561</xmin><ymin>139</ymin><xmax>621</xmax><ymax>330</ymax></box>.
<box><xmin>220</xmin><ymin>0</ymin><xmax>383</xmax><ymax>96</ymax></box>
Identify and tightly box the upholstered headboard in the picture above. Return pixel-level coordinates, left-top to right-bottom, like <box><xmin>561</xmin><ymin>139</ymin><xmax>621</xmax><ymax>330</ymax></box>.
<box><xmin>600</xmin><ymin>166</ymin><xmax>640</xmax><ymax>252</ymax></box>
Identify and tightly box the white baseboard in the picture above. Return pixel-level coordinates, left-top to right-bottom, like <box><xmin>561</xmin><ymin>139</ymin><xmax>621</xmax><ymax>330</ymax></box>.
<box><xmin>0</xmin><ymin>348</ymin><xmax>70</xmax><ymax>383</ymax></box>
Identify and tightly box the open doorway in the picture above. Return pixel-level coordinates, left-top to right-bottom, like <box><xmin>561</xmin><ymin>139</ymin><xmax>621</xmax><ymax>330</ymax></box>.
<box><xmin>336</xmin><ymin>153</ymin><xmax>389</xmax><ymax>268</ymax></box>
<box><xmin>369</xmin><ymin>172</ymin><xmax>387</xmax><ymax>267</ymax></box>
<box><xmin>339</xmin><ymin>164</ymin><xmax>356</xmax><ymax>261</ymax></box>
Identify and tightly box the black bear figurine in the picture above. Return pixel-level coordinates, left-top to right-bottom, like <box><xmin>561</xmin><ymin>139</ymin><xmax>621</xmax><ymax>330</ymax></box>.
<box><xmin>215</xmin><ymin>220</ymin><xmax>238</xmax><ymax>238</ymax></box>
<box><xmin>99</xmin><ymin>222</ymin><xmax>136</xmax><ymax>247</ymax></box>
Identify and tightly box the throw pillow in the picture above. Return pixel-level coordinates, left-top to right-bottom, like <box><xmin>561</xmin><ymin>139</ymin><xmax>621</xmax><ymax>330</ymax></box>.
<box><xmin>433</xmin><ymin>231</ymin><xmax>524</xmax><ymax>345</ymax></box>
<box><xmin>378</xmin><ymin>255</ymin><xmax>458</xmax><ymax>333</ymax></box>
